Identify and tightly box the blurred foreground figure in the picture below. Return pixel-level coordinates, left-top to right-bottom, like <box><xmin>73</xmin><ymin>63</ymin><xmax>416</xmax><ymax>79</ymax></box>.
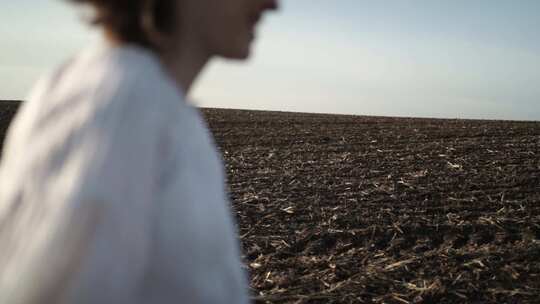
<box><xmin>0</xmin><ymin>0</ymin><xmax>278</xmax><ymax>303</ymax></box>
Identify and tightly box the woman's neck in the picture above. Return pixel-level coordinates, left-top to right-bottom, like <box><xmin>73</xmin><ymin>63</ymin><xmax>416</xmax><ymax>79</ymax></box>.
<box><xmin>158</xmin><ymin>41</ymin><xmax>211</xmax><ymax>95</ymax></box>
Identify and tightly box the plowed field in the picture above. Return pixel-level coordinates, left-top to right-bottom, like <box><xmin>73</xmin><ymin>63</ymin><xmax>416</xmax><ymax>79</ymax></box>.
<box><xmin>2</xmin><ymin>101</ymin><xmax>539</xmax><ymax>303</ymax></box>
<box><xmin>201</xmin><ymin>108</ymin><xmax>540</xmax><ymax>304</ymax></box>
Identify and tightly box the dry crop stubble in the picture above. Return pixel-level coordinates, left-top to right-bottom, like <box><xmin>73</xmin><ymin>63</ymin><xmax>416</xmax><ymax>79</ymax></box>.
<box><xmin>202</xmin><ymin>107</ymin><xmax>540</xmax><ymax>304</ymax></box>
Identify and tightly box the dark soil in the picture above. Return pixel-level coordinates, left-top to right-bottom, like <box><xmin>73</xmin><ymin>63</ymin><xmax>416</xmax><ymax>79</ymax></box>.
<box><xmin>2</xmin><ymin>101</ymin><xmax>539</xmax><ymax>303</ymax></box>
<box><xmin>0</xmin><ymin>101</ymin><xmax>20</xmax><ymax>154</ymax></box>
<box><xmin>200</xmin><ymin>107</ymin><xmax>540</xmax><ymax>304</ymax></box>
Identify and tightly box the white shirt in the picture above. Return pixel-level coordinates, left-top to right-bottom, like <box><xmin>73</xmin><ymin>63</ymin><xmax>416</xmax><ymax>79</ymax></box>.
<box><xmin>0</xmin><ymin>43</ymin><xmax>249</xmax><ymax>304</ymax></box>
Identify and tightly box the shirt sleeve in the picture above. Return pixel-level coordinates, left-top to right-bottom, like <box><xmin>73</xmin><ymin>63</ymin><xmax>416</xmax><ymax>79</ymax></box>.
<box><xmin>138</xmin><ymin>106</ymin><xmax>251</xmax><ymax>304</ymax></box>
<box><xmin>71</xmin><ymin>107</ymin><xmax>166</xmax><ymax>304</ymax></box>
<box><xmin>55</xmin><ymin>87</ymin><xmax>169</xmax><ymax>304</ymax></box>
<box><xmin>2</xmin><ymin>84</ymin><xmax>169</xmax><ymax>304</ymax></box>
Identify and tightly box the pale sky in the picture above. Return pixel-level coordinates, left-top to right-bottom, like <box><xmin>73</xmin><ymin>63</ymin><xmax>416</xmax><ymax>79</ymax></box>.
<box><xmin>1</xmin><ymin>0</ymin><xmax>539</xmax><ymax>121</ymax></box>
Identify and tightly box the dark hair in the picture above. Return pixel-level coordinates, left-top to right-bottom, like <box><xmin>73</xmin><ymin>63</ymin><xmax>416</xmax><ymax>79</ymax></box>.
<box><xmin>68</xmin><ymin>0</ymin><xmax>176</xmax><ymax>49</ymax></box>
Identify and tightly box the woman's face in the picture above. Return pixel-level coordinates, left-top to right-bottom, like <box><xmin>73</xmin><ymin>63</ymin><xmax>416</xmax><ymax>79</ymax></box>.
<box><xmin>175</xmin><ymin>0</ymin><xmax>279</xmax><ymax>59</ymax></box>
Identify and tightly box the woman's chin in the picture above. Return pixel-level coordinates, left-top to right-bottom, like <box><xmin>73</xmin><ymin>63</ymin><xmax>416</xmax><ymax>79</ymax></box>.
<box><xmin>220</xmin><ymin>43</ymin><xmax>252</xmax><ymax>60</ymax></box>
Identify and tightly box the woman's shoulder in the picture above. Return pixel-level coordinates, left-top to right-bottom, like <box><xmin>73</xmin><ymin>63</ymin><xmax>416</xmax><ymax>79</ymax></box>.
<box><xmin>68</xmin><ymin>43</ymin><xmax>193</xmax><ymax>137</ymax></box>
<box><xmin>88</xmin><ymin>43</ymin><xmax>187</xmax><ymax>116</ymax></box>
<box><xmin>6</xmin><ymin>43</ymin><xmax>190</xmax><ymax>158</ymax></box>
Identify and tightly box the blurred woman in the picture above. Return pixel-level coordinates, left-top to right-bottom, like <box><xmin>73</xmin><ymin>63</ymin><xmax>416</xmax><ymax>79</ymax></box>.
<box><xmin>0</xmin><ymin>0</ymin><xmax>278</xmax><ymax>303</ymax></box>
